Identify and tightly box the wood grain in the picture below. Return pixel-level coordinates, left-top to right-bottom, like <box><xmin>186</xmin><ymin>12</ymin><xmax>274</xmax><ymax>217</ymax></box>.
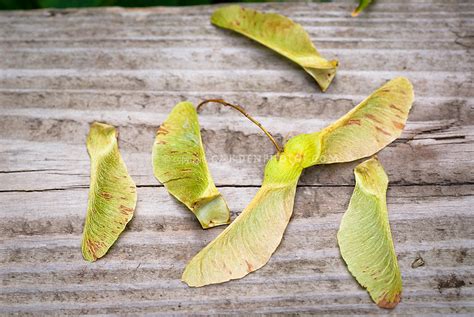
<box><xmin>0</xmin><ymin>0</ymin><xmax>473</xmax><ymax>315</ymax></box>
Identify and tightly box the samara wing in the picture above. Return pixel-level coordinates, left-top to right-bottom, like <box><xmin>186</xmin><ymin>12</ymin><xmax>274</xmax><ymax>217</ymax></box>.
<box><xmin>152</xmin><ymin>102</ymin><xmax>230</xmax><ymax>229</ymax></box>
<box><xmin>211</xmin><ymin>5</ymin><xmax>338</xmax><ymax>91</ymax></box>
<box><xmin>338</xmin><ymin>157</ymin><xmax>402</xmax><ymax>308</ymax></box>
<box><xmin>82</xmin><ymin>122</ymin><xmax>137</xmax><ymax>261</ymax></box>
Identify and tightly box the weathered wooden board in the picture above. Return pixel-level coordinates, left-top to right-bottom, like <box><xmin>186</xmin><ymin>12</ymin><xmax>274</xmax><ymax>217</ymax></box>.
<box><xmin>0</xmin><ymin>0</ymin><xmax>473</xmax><ymax>315</ymax></box>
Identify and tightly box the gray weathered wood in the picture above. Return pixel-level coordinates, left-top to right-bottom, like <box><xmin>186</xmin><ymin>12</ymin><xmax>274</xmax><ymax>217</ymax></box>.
<box><xmin>0</xmin><ymin>0</ymin><xmax>473</xmax><ymax>315</ymax></box>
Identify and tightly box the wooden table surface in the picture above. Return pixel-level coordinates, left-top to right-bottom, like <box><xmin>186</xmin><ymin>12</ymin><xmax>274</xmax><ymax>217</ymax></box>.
<box><xmin>1</xmin><ymin>0</ymin><xmax>473</xmax><ymax>315</ymax></box>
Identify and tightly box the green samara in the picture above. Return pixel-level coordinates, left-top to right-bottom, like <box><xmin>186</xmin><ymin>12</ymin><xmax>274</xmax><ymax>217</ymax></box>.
<box><xmin>182</xmin><ymin>77</ymin><xmax>413</xmax><ymax>290</ymax></box>
<box><xmin>182</xmin><ymin>153</ymin><xmax>302</xmax><ymax>286</ymax></box>
<box><xmin>211</xmin><ymin>5</ymin><xmax>338</xmax><ymax>92</ymax></box>
<box><xmin>338</xmin><ymin>157</ymin><xmax>402</xmax><ymax>308</ymax></box>
<box><xmin>152</xmin><ymin>102</ymin><xmax>230</xmax><ymax>229</ymax></box>
<box><xmin>82</xmin><ymin>122</ymin><xmax>137</xmax><ymax>262</ymax></box>
<box><xmin>352</xmin><ymin>0</ymin><xmax>374</xmax><ymax>17</ymax></box>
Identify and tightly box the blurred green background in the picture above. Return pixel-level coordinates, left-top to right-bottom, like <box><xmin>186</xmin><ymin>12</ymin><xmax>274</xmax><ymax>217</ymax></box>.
<box><xmin>1</xmin><ymin>0</ymin><xmax>301</xmax><ymax>10</ymax></box>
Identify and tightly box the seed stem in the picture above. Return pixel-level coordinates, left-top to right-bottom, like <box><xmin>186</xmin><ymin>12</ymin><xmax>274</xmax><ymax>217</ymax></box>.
<box><xmin>197</xmin><ymin>99</ymin><xmax>283</xmax><ymax>154</ymax></box>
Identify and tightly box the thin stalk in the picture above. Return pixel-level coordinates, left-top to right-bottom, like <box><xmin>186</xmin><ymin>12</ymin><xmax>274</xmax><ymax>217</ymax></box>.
<box><xmin>197</xmin><ymin>99</ymin><xmax>283</xmax><ymax>154</ymax></box>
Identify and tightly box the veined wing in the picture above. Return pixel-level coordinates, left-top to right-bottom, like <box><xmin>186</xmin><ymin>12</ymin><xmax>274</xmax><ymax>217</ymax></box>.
<box><xmin>152</xmin><ymin>102</ymin><xmax>230</xmax><ymax>229</ymax></box>
<box><xmin>285</xmin><ymin>77</ymin><xmax>414</xmax><ymax>168</ymax></box>
<box><xmin>338</xmin><ymin>157</ymin><xmax>402</xmax><ymax>308</ymax></box>
<box><xmin>82</xmin><ymin>122</ymin><xmax>137</xmax><ymax>262</ymax></box>
<box><xmin>182</xmin><ymin>154</ymin><xmax>302</xmax><ymax>287</ymax></box>
<box><xmin>211</xmin><ymin>5</ymin><xmax>338</xmax><ymax>92</ymax></box>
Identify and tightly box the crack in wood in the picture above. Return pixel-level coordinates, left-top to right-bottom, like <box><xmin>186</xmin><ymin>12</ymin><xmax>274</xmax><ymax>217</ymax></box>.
<box><xmin>1</xmin><ymin>182</ymin><xmax>473</xmax><ymax>193</ymax></box>
<box><xmin>0</xmin><ymin>169</ymin><xmax>60</xmax><ymax>174</ymax></box>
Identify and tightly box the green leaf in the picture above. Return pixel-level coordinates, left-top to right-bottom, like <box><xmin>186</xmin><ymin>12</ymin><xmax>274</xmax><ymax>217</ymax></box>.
<box><xmin>82</xmin><ymin>122</ymin><xmax>137</xmax><ymax>262</ymax></box>
<box><xmin>182</xmin><ymin>153</ymin><xmax>303</xmax><ymax>287</ymax></box>
<box><xmin>352</xmin><ymin>0</ymin><xmax>374</xmax><ymax>17</ymax></box>
<box><xmin>211</xmin><ymin>5</ymin><xmax>338</xmax><ymax>92</ymax></box>
<box><xmin>337</xmin><ymin>157</ymin><xmax>402</xmax><ymax>308</ymax></box>
<box><xmin>284</xmin><ymin>77</ymin><xmax>414</xmax><ymax>168</ymax></box>
<box><xmin>152</xmin><ymin>102</ymin><xmax>230</xmax><ymax>229</ymax></box>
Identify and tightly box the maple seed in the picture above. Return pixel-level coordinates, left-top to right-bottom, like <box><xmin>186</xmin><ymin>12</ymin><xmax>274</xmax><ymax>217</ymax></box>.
<box><xmin>152</xmin><ymin>102</ymin><xmax>230</xmax><ymax>229</ymax></box>
<box><xmin>352</xmin><ymin>0</ymin><xmax>374</xmax><ymax>17</ymax></box>
<box><xmin>337</xmin><ymin>157</ymin><xmax>402</xmax><ymax>309</ymax></box>
<box><xmin>182</xmin><ymin>77</ymin><xmax>414</xmax><ymax>288</ymax></box>
<box><xmin>211</xmin><ymin>5</ymin><xmax>338</xmax><ymax>92</ymax></box>
<box><xmin>82</xmin><ymin>122</ymin><xmax>137</xmax><ymax>262</ymax></box>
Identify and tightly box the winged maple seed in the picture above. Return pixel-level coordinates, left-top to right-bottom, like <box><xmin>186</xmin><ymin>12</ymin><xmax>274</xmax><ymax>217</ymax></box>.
<box><xmin>182</xmin><ymin>77</ymin><xmax>414</xmax><ymax>299</ymax></box>
<box><xmin>211</xmin><ymin>5</ymin><xmax>338</xmax><ymax>92</ymax></box>
<box><xmin>82</xmin><ymin>122</ymin><xmax>137</xmax><ymax>262</ymax></box>
<box><xmin>152</xmin><ymin>102</ymin><xmax>230</xmax><ymax>229</ymax></box>
<box><xmin>352</xmin><ymin>0</ymin><xmax>374</xmax><ymax>17</ymax></box>
<box><xmin>338</xmin><ymin>156</ymin><xmax>402</xmax><ymax>308</ymax></box>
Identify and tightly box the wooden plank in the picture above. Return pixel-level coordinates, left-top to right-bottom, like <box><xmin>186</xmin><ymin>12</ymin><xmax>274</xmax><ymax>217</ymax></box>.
<box><xmin>0</xmin><ymin>0</ymin><xmax>472</xmax><ymax>315</ymax></box>
<box><xmin>0</xmin><ymin>123</ymin><xmax>472</xmax><ymax>190</ymax></box>
<box><xmin>1</xmin><ymin>70</ymin><xmax>472</xmax><ymax>97</ymax></box>
<box><xmin>2</xmin><ymin>48</ymin><xmax>472</xmax><ymax>71</ymax></box>
<box><xmin>0</xmin><ymin>186</ymin><xmax>473</xmax><ymax>315</ymax></box>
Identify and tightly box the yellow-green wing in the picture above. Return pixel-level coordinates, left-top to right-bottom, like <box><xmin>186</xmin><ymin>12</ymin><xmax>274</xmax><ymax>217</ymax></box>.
<box><xmin>182</xmin><ymin>154</ymin><xmax>303</xmax><ymax>287</ymax></box>
<box><xmin>82</xmin><ymin>122</ymin><xmax>137</xmax><ymax>262</ymax></box>
<box><xmin>211</xmin><ymin>5</ymin><xmax>338</xmax><ymax>92</ymax></box>
<box><xmin>152</xmin><ymin>102</ymin><xmax>230</xmax><ymax>229</ymax></box>
<box><xmin>352</xmin><ymin>0</ymin><xmax>373</xmax><ymax>17</ymax></box>
<box><xmin>285</xmin><ymin>77</ymin><xmax>414</xmax><ymax>168</ymax></box>
<box><xmin>337</xmin><ymin>157</ymin><xmax>402</xmax><ymax>308</ymax></box>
